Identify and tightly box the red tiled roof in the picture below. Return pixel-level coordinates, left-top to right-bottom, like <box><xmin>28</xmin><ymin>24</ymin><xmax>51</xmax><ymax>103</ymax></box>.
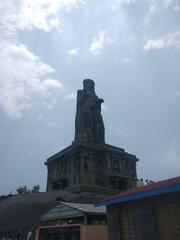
<box><xmin>96</xmin><ymin>176</ymin><xmax>180</xmax><ymax>205</ymax></box>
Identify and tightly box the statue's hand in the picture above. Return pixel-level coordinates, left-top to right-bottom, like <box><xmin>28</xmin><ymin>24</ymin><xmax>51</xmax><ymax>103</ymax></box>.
<box><xmin>99</xmin><ymin>98</ymin><xmax>104</xmax><ymax>103</ymax></box>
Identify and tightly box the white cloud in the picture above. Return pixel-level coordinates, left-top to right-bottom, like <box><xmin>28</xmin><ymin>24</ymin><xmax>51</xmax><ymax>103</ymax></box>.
<box><xmin>144</xmin><ymin>30</ymin><xmax>180</xmax><ymax>50</ymax></box>
<box><xmin>102</xmin><ymin>103</ymin><xmax>108</xmax><ymax>112</ymax></box>
<box><xmin>60</xmin><ymin>0</ymin><xmax>86</xmax><ymax>12</ymax></box>
<box><xmin>145</xmin><ymin>1</ymin><xmax>180</xmax><ymax>26</ymax></box>
<box><xmin>123</xmin><ymin>58</ymin><xmax>131</xmax><ymax>62</ymax></box>
<box><xmin>113</xmin><ymin>128</ymin><xmax>123</xmax><ymax>136</ymax></box>
<box><xmin>117</xmin><ymin>0</ymin><xmax>136</xmax><ymax>4</ymax></box>
<box><xmin>47</xmin><ymin>121</ymin><xmax>56</xmax><ymax>127</ymax></box>
<box><xmin>0</xmin><ymin>0</ymin><xmax>59</xmax><ymax>34</ymax></box>
<box><xmin>149</xmin><ymin>4</ymin><xmax>157</xmax><ymax>13</ymax></box>
<box><xmin>144</xmin><ymin>1</ymin><xmax>158</xmax><ymax>25</ymax></box>
<box><xmin>68</xmin><ymin>48</ymin><xmax>79</xmax><ymax>56</ymax></box>
<box><xmin>148</xmin><ymin>0</ymin><xmax>180</xmax><ymax>12</ymax></box>
<box><xmin>37</xmin><ymin>113</ymin><xmax>43</xmax><ymax>120</ymax></box>
<box><xmin>42</xmin><ymin>99</ymin><xmax>58</xmax><ymax>109</ymax></box>
<box><xmin>161</xmin><ymin>144</ymin><xmax>180</xmax><ymax>171</ymax></box>
<box><xmin>0</xmin><ymin>0</ymin><xmax>85</xmax><ymax>35</ymax></box>
<box><xmin>112</xmin><ymin>0</ymin><xmax>136</xmax><ymax>12</ymax></box>
<box><xmin>89</xmin><ymin>30</ymin><xmax>107</xmax><ymax>55</ymax></box>
<box><xmin>112</xmin><ymin>5</ymin><xmax>117</xmax><ymax>11</ymax></box>
<box><xmin>42</xmin><ymin>79</ymin><xmax>63</xmax><ymax>89</ymax></box>
<box><xmin>0</xmin><ymin>1</ymin><xmax>85</xmax><ymax>118</ymax></box>
<box><xmin>64</xmin><ymin>92</ymin><xmax>76</xmax><ymax>101</ymax></box>
<box><xmin>0</xmin><ymin>41</ymin><xmax>63</xmax><ymax>119</ymax></box>
<box><xmin>163</xmin><ymin>0</ymin><xmax>180</xmax><ymax>11</ymax></box>
<box><xmin>174</xmin><ymin>91</ymin><xmax>180</xmax><ymax>97</ymax></box>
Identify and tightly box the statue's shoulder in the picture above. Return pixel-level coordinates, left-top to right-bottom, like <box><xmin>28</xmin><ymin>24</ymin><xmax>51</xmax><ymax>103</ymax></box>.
<box><xmin>77</xmin><ymin>89</ymin><xmax>85</xmax><ymax>98</ymax></box>
<box><xmin>77</xmin><ymin>89</ymin><xmax>85</xmax><ymax>103</ymax></box>
<box><xmin>77</xmin><ymin>89</ymin><xmax>83</xmax><ymax>94</ymax></box>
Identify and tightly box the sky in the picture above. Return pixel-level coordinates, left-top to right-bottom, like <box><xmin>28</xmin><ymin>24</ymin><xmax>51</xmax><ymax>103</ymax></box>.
<box><xmin>0</xmin><ymin>0</ymin><xmax>180</xmax><ymax>194</ymax></box>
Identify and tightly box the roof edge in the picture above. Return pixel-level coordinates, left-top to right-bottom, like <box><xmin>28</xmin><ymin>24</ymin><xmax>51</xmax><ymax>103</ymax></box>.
<box><xmin>96</xmin><ymin>176</ymin><xmax>180</xmax><ymax>207</ymax></box>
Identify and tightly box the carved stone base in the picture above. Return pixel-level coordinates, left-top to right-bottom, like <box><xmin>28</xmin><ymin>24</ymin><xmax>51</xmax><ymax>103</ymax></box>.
<box><xmin>45</xmin><ymin>142</ymin><xmax>138</xmax><ymax>196</ymax></box>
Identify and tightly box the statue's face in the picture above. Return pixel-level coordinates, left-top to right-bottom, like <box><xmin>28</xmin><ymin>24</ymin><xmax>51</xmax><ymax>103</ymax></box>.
<box><xmin>83</xmin><ymin>79</ymin><xmax>95</xmax><ymax>93</ymax></box>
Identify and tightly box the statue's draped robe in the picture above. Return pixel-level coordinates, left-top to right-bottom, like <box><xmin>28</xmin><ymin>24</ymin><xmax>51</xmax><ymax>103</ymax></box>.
<box><xmin>75</xmin><ymin>89</ymin><xmax>105</xmax><ymax>144</ymax></box>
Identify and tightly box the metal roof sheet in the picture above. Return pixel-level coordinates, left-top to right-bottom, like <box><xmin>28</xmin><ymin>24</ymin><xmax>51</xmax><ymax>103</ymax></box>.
<box><xmin>62</xmin><ymin>202</ymin><xmax>106</xmax><ymax>213</ymax></box>
<box><xmin>40</xmin><ymin>202</ymin><xmax>106</xmax><ymax>221</ymax></box>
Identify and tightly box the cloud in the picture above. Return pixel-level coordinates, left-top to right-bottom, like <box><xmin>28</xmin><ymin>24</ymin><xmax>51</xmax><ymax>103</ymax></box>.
<box><xmin>0</xmin><ymin>41</ymin><xmax>63</xmax><ymax>119</ymax></box>
<box><xmin>148</xmin><ymin>3</ymin><xmax>157</xmax><ymax>14</ymax></box>
<box><xmin>147</xmin><ymin>0</ymin><xmax>180</xmax><ymax>12</ymax></box>
<box><xmin>112</xmin><ymin>5</ymin><xmax>117</xmax><ymax>11</ymax></box>
<box><xmin>144</xmin><ymin>2</ymin><xmax>158</xmax><ymax>25</ymax></box>
<box><xmin>42</xmin><ymin>79</ymin><xmax>63</xmax><ymax>89</ymax></box>
<box><xmin>60</xmin><ymin>0</ymin><xmax>86</xmax><ymax>12</ymax></box>
<box><xmin>0</xmin><ymin>1</ymin><xmax>86</xmax><ymax>119</ymax></box>
<box><xmin>123</xmin><ymin>58</ymin><xmax>131</xmax><ymax>62</ymax></box>
<box><xmin>68</xmin><ymin>48</ymin><xmax>79</xmax><ymax>56</ymax></box>
<box><xmin>112</xmin><ymin>0</ymin><xmax>136</xmax><ymax>11</ymax></box>
<box><xmin>64</xmin><ymin>92</ymin><xmax>76</xmax><ymax>101</ymax></box>
<box><xmin>101</xmin><ymin>103</ymin><xmax>108</xmax><ymax>112</ymax></box>
<box><xmin>47</xmin><ymin>121</ymin><xmax>56</xmax><ymax>127</ymax></box>
<box><xmin>0</xmin><ymin>0</ymin><xmax>85</xmax><ymax>35</ymax></box>
<box><xmin>0</xmin><ymin>0</ymin><xmax>60</xmax><ymax>34</ymax></box>
<box><xmin>161</xmin><ymin>144</ymin><xmax>180</xmax><ymax>171</ymax></box>
<box><xmin>144</xmin><ymin>30</ymin><xmax>180</xmax><ymax>50</ymax></box>
<box><xmin>144</xmin><ymin>1</ymin><xmax>180</xmax><ymax>26</ymax></box>
<box><xmin>43</xmin><ymin>99</ymin><xmax>58</xmax><ymax>109</ymax></box>
<box><xmin>117</xmin><ymin>0</ymin><xmax>136</xmax><ymax>4</ymax></box>
<box><xmin>89</xmin><ymin>30</ymin><xmax>107</xmax><ymax>55</ymax></box>
<box><xmin>113</xmin><ymin>128</ymin><xmax>123</xmax><ymax>136</ymax></box>
<box><xmin>37</xmin><ymin>113</ymin><xmax>43</xmax><ymax>120</ymax></box>
<box><xmin>163</xmin><ymin>0</ymin><xmax>180</xmax><ymax>11</ymax></box>
<box><xmin>174</xmin><ymin>91</ymin><xmax>180</xmax><ymax>97</ymax></box>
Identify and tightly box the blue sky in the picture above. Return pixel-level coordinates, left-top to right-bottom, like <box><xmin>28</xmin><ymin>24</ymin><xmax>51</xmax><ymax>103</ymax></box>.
<box><xmin>0</xmin><ymin>0</ymin><xmax>180</xmax><ymax>194</ymax></box>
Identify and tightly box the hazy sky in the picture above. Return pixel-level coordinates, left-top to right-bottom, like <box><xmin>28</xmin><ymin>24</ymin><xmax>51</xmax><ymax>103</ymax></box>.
<box><xmin>0</xmin><ymin>0</ymin><xmax>180</xmax><ymax>194</ymax></box>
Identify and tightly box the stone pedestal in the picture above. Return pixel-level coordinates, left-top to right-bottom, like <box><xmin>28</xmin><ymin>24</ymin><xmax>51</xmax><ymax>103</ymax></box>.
<box><xmin>45</xmin><ymin>142</ymin><xmax>138</xmax><ymax>195</ymax></box>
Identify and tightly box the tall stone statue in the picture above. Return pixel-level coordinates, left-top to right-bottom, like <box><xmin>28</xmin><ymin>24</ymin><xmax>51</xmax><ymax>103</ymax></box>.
<box><xmin>46</xmin><ymin>79</ymin><xmax>138</xmax><ymax>195</ymax></box>
<box><xmin>74</xmin><ymin>79</ymin><xmax>105</xmax><ymax>144</ymax></box>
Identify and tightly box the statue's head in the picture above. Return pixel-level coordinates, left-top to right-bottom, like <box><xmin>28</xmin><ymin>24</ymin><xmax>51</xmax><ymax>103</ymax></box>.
<box><xmin>83</xmin><ymin>79</ymin><xmax>95</xmax><ymax>93</ymax></box>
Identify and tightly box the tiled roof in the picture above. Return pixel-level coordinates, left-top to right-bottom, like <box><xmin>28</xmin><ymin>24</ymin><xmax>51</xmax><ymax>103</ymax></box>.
<box><xmin>96</xmin><ymin>176</ymin><xmax>180</xmax><ymax>206</ymax></box>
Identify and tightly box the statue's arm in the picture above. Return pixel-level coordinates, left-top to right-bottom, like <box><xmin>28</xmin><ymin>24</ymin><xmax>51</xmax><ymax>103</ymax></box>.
<box><xmin>94</xmin><ymin>97</ymin><xmax>104</xmax><ymax>111</ymax></box>
<box><xmin>77</xmin><ymin>90</ymin><xmax>87</xmax><ymax>105</ymax></box>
